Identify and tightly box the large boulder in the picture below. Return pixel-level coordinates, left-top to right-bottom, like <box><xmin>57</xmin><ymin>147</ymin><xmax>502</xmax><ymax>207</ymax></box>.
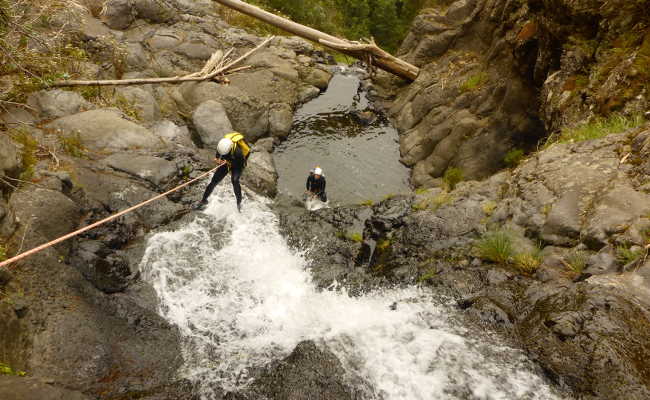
<box><xmin>69</xmin><ymin>240</ymin><xmax>133</xmax><ymax>293</ymax></box>
<box><xmin>116</xmin><ymin>86</ymin><xmax>160</xmax><ymax>123</ymax></box>
<box><xmin>192</xmin><ymin>100</ymin><xmax>233</xmax><ymax>148</ymax></box>
<box><xmin>100</xmin><ymin>0</ymin><xmax>134</xmax><ymax>30</ymax></box>
<box><xmin>228</xmin><ymin>341</ymin><xmax>363</xmax><ymax>400</ymax></box>
<box><xmin>242</xmin><ymin>149</ymin><xmax>278</xmax><ymax>198</ymax></box>
<box><xmin>152</xmin><ymin>120</ymin><xmax>194</xmax><ymax>147</ymax></box>
<box><xmin>45</xmin><ymin>109</ymin><xmax>164</xmax><ymax>152</ymax></box>
<box><xmin>104</xmin><ymin>153</ymin><xmax>178</xmax><ymax>187</ymax></box>
<box><xmin>8</xmin><ymin>187</ymin><xmax>81</xmax><ymax>252</ymax></box>
<box><xmin>26</xmin><ymin>90</ymin><xmax>93</xmax><ymax>121</ymax></box>
<box><xmin>134</xmin><ymin>0</ymin><xmax>176</xmax><ymax>23</ymax></box>
<box><xmin>269</xmin><ymin>103</ymin><xmax>293</xmax><ymax>139</ymax></box>
<box><xmin>301</xmin><ymin>67</ymin><xmax>332</xmax><ymax>90</ymax></box>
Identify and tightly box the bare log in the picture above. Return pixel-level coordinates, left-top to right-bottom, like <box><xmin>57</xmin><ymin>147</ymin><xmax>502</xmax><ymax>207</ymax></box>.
<box><xmin>212</xmin><ymin>0</ymin><xmax>419</xmax><ymax>81</ymax></box>
<box><xmin>52</xmin><ymin>36</ymin><xmax>273</xmax><ymax>87</ymax></box>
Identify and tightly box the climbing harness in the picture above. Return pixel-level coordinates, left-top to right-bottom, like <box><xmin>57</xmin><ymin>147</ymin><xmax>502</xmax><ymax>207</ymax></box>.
<box><xmin>0</xmin><ymin>165</ymin><xmax>223</xmax><ymax>269</ymax></box>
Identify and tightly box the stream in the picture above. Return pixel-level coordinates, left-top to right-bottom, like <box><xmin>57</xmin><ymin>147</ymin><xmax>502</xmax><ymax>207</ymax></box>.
<box><xmin>138</xmin><ymin>70</ymin><xmax>566</xmax><ymax>399</ymax></box>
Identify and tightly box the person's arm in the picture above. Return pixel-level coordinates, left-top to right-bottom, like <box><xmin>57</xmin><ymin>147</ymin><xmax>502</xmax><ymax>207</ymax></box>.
<box><xmin>321</xmin><ymin>177</ymin><xmax>326</xmax><ymax>193</ymax></box>
<box><xmin>306</xmin><ymin>175</ymin><xmax>312</xmax><ymax>191</ymax></box>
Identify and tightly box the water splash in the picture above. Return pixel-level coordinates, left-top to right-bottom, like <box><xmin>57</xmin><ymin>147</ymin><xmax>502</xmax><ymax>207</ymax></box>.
<box><xmin>139</xmin><ymin>186</ymin><xmax>565</xmax><ymax>400</ymax></box>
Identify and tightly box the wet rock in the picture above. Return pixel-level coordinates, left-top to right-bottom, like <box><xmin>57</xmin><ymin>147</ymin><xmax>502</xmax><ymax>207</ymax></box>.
<box><xmin>101</xmin><ymin>0</ymin><xmax>135</xmax><ymax>30</ymax></box>
<box><xmin>302</xmin><ymin>67</ymin><xmax>332</xmax><ymax>90</ymax></box>
<box><xmin>192</xmin><ymin>100</ymin><xmax>233</xmax><ymax>148</ymax></box>
<box><xmin>269</xmin><ymin>103</ymin><xmax>293</xmax><ymax>139</ymax></box>
<box><xmin>104</xmin><ymin>153</ymin><xmax>178</xmax><ymax>187</ymax></box>
<box><xmin>45</xmin><ymin>109</ymin><xmax>164</xmax><ymax>152</ymax></box>
<box><xmin>243</xmin><ymin>150</ymin><xmax>278</xmax><ymax>198</ymax></box>
<box><xmin>0</xmin><ymin>376</ymin><xmax>91</xmax><ymax>400</ymax></box>
<box><xmin>70</xmin><ymin>240</ymin><xmax>133</xmax><ymax>293</ymax></box>
<box><xmin>229</xmin><ymin>341</ymin><xmax>363</xmax><ymax>400</ymax></box>
<box><xmin>298</xmin><ymin>85</ymin><xmax>321</xmax><ymax>103</ymax></box>
<box><xmin>26</xmin><ymin>89</ymin><xmax>93</xmax><ymax>120</ymax></box>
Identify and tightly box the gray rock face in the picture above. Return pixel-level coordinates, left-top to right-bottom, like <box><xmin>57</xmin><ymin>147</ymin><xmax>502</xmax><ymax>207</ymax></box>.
<box><xmin>152</xmin><ymin>120</ymin><xmax>194</xmax><ymax>147</ymax></box>
<box><xmin>298</xmin><ymin>85</ymin><xmax>321</xmax><ymax>103</ymax></box>
<box><xmin>242</xmin><ymin>150</ymin><xmax>278</xmax><ymax>198</ymax></box>
<box><xmin>9</xmin><ymin>187</ymin><xmax>81</xmax><ymax>252</ymax></box>
<box><xmin>45</xmin><ymin>109</ymin><xmax>164</xmax><ymax>152</ymax></box>
<box><xmin>104</xmin><ymin>153</ymin><xmax>178</xmax><ymax>187</ymax></box>
<box><xmin>229</xmin><ymin>341</ymin><xmax>363</xmax><ymax>400</ymax></box>
<box><xmin>101</xmin><ymin>0</ymin><xmax>134</xmax><ymax>30</ymax></box>
<box><xmin>116</xmin><ymin>86</ymin><xmax>160</xmax><ymax>122</ymax></box>
<box><xmin>134</xmin><ymin>0</ymin><xmax>176</xmax><ymax>23</ymax></box>
<box><xmin>70</xmin><ymin>240</ymin><xmax>133</xmax><ymax>293</ymax></box>
<box><xmin>192</xmin><ymin>100</ymin><xmax>233</xmax><ymax>148</ymax></box>
<box><xmin>301</xmin><ymin>67</ymin><xmax>332</xmax><ymax>89</ymax></box>
<box><xmin>0</xmin><ymin>376</ymin><xmax>91</xmax><ymax>400</ymax></box>
<box><xmin>0</xmin><ymin>134</ymin><xmax>21</xmax><ymax>178</ymax></box>
<box><xmin>27</xmin><ymin>89</ymin><xmax>92</xmax><ymax>120</ymax></box>
<box><xmin>268</xmin><ymin>103</ymin><xmax>293</xmax><ymax>139</ymax></box>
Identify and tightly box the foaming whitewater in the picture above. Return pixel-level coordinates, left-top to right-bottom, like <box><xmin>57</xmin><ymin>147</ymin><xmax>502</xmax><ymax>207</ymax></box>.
<box><xmin>140</xmin><ymin>186</ymin><xmax>564</xmax><ymax>399</ymax></box>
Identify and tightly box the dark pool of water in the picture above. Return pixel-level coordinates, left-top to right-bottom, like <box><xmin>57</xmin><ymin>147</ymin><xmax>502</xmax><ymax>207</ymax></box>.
<box><xmin>273</xmin><ymin>70</ymin><xmax>411</xmax><ymax>205</ymax></box>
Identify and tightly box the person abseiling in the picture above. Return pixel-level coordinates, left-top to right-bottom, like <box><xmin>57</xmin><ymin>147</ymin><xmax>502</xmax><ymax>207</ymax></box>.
<box><xmin>305</xmin><ymin>166</ymin><xmax>327</xmax><ymax>202</ymax></box>
<box><xmin>197</xmin><ymin>132</ymin><xmax>250</xmax><ymax>212</ymax></box>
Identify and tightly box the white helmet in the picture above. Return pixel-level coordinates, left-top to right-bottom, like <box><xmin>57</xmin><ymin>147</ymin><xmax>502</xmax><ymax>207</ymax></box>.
<box><xmin>314</xmin><ymin>167</ymin><xmax>323</xmax><ymax>175</ymax></box>
<box><xmin>217</xmin><ymin>137</ymin><xmax>233</xmax><ymax>156</ymax></box>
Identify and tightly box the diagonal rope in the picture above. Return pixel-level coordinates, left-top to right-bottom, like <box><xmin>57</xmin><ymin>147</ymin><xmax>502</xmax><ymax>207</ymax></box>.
<box><xmin>0</xmin><ymin>164</ymin><xmax>225</xmax><ymax>269</ymax></box>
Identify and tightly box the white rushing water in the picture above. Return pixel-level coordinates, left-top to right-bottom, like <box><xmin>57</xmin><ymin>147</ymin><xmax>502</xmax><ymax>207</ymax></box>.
<box><xmin>139</xmin><ymin>186</ymin><xmax>564</xmax><ymax>400</ymax></box>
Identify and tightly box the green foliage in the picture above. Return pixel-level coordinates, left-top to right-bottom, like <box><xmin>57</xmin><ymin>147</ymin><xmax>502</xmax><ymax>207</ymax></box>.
<box><xmin>376</xmin><ymin>239</ymin><xmax>391</xmax><ymax>251</ymax></box>
<box><xmin>460</xmin><ymin>71</ymin><xmax>488</xmax><ymax>92</ymax></box>
<box><xmin>616</xmin><ymin>245</ymin><xmax>642</xmax><ymax>265</ymax></box>
<box><xmin>58</xmin><ymin>132</ymin><xmax>85</xmax><ymax>158</ymax></box>
<box><xmin>548</xmin><ymin>113</ymin><xmax>646</xmax><ymax>145</ymax></box>
<box><xmin>77</xmin><ymin>85</ymin><xmax>101</xmax><ymax>100</ymax></box>
<box><xmin>481</xmin><ymin>200</ymin><xmax>497</xmax><ymax>216</ymax></box>
<box><xmin>513</xmin><ymin>249</ymin><xmax>542</xmax><ymax>274</ymax></box>
<box><xmin>0</xmin><ymin>244</ymin><xmax>7</xmax><ymax>262</ymax></box>
<box><xmin>476</xmin><ymin>230</ymin><xmax>513</xmax><ymax>264</ymax></box>
<box><xmin>234</xmin><ymin>0</ymin><xmax>443</xmax><ymax>53</ymax></box>
<box><xmin>415</xmin><ymin>187</ymin><xmax>428</xmax><ymax>195</ymax></box>
<box><xmin>412</xmin><ymin>191</ymin><xmax>453</xmax><ymax>211</ymax></box>
<box><xmin>347</xmin><ymin>232</ymin><xmax>363</xmax><ymax>242</ymax></box>
<box><xmin>564</xmin><ymin>250</ymin><xmax>588</xmax><ymax>274</ymax></box>
<box><xmin>443</xmin><ymin>167</ymin><xmax>463</xmax><ymax>190</ymax></box>
<box><xmin>418</xmin><ymin>266</ymin><xmax>438</xmax><ymax>283</ymax></box>
<box><xmin>10</xmin><ymin>129</ymin><xmax>38</xmax><ymax>181</ymax></box>
<box><xmin>0</xmin><ymin>362</ymin><xmax>26</xmax><ymax>376</ymax></box>
<box><xmin>115</xmin><ymin>95</ymin><xmax>140</xmax><ymax>121</ymax></box>
<box><xmin>503</xmin><ymin>148</ymin><xmax>524</xmax><ymax>168</ymax></box>
<box><xmin>359</xmin><ymin>199</ymin><xmax>374</xmax><ymax>207</ymax></box>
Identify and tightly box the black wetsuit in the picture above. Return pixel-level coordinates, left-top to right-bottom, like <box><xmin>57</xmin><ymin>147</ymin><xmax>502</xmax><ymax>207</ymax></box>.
<box><xmin>306</xmin><ymin>174</ymin><xmax>327</xmax><ymax>202</ymax></box>
<box><xmin>201</xmin><ymin>146</ymin><xmax>248</xmax><ymax>207</ymax></box>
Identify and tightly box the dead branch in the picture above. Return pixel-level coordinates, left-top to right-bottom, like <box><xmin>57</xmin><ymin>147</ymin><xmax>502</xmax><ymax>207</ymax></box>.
<box><xmin>51</xmin><ymin>36</ymin><xmax>274</xmax><ymax>87</ymax></box>
<box><xmin>212</xmin><ymin>0</ymin><xmax>419</xmax><ymax>81</ymax></box>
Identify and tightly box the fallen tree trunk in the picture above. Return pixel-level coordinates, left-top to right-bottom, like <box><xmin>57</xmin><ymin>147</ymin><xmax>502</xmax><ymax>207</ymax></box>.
<box><xmin>212</xmin><ymin>0</ymin><xmax>420</xmax><ymax>81</ymax></box>
<box><xmin>52</xmin><ymin>36</ymin><xmax>273</xmax><ymax>87</ymax></box>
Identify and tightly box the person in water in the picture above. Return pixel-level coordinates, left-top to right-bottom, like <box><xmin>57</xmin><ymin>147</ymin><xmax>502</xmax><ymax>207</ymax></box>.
<box><xmin>196</xmin><ymin>132</ymin><xmax>250</xmax><ymax>212</ymax></box>
<box><xmin>305</xmin><ymin>166</ymin><xmax>327</xmax><ymax>202</ymax></box>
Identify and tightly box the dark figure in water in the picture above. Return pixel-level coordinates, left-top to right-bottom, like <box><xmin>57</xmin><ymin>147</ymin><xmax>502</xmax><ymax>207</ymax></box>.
<box><xmin>197</xmin><ymin>133</ymin><xmax>250</xmax><ymax>212</ymax></box>
<box><xmin>305</xmin><ymin>167</ymin><xmax>327</xmax><ymax>202</ymax></box>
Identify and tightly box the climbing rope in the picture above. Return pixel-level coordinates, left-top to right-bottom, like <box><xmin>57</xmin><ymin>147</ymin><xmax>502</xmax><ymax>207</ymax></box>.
<box><xmin>0</xmin><ymin>164</ymin><xmax>223</xmax><ymax>269</ymax></box>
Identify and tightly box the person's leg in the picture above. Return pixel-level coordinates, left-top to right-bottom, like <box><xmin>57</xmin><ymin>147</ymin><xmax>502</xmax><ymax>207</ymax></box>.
<box><xmin>231</xmin><ymin>166</ymin><xmax>243</xmax><ymax>211</ymax></box>
<box><xmin>201</xmin><ymin>166</ymin><xmax>228</xmax><ymax>202</ymax></box>
<box><xmin>319</xmin><ymin>191</ymin><xmax>327</xmax><ymax>202</ymax></box>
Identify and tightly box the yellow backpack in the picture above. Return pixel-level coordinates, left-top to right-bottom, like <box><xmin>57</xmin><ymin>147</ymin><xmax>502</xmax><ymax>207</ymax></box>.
<box><xmin>225</xmin><ymin>132</ymin><xmax>251</xmax><ymax>158</ymax></box>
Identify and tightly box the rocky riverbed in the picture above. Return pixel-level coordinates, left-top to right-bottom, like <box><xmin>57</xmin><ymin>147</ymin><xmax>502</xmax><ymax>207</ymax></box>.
<box><xmin>1</xmin><ymin>0</ymin><xmax>650</xmax><ymax>399</ymax></box>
